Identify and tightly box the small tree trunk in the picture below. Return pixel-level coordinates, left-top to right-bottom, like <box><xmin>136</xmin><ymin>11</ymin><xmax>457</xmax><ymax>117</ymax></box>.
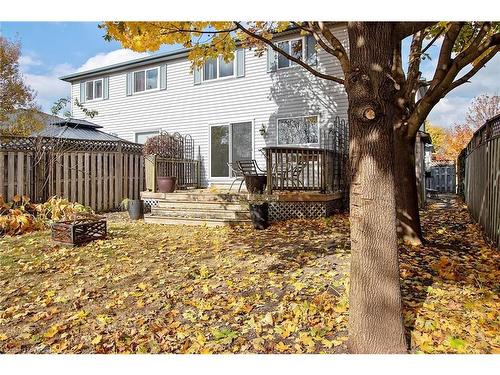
<box><xmin>346</xmin><ymin>22</ymin><xmax>407</xmax><ymax>354</ymax></box>
<box><xmin>394</xmin><ymin>131</ymin><xmax>424</xmax><ymax>245</ymax></box>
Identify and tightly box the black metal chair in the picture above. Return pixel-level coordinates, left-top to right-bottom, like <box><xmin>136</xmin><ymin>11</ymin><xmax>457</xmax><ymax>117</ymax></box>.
<box><xmin>236</xmin><ymin>159</ymin><xmax>267</xmax><ymax>176</ymax></box>
<box><xmin>227</xmin><ymin>162</ymin><xmax>245</xmax><ymax>192</ymax></box>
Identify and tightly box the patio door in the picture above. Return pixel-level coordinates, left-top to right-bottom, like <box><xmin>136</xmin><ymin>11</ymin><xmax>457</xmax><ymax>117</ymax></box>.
<box><xmin>210</xmin><ymin>122</ymin><xmax>252</xmax><ymax>178</ymax></box>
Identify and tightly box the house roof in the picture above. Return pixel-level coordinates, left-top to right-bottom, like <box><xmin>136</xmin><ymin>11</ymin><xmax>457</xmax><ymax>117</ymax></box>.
<box><xmin>59</xmin><ymin>24</ymin><xmax>346</xmax><ymax>83</ymax></box>
<box><xmin>60</xmin><ymin>48</ymin><xmax>190</xmax><ymax>82</ymax></box>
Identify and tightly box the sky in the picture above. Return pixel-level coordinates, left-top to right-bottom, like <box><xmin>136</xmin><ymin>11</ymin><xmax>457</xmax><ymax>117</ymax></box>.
<box><xmin>1</xmin><ymin>21</ymin><xmax>498</xmax><ymax>128</ymax></box>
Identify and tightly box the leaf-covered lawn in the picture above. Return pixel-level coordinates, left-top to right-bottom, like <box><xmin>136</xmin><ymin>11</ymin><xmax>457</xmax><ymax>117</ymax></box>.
<box><xmin>0</xmin><ymin>196</ymin><xmax>498</xmax><ymax>353</ymax></box>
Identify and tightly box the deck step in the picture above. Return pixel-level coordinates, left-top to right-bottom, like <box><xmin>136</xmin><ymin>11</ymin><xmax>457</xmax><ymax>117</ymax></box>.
<box><xmin>150</xmin><ymin>207</ymin><xmax>250</xmax><ymax>220</ymax></box>
<box><xmin>156</xmin><ymin>200</ymin><xmax>248</xmax><ymax>211</ymax></box>
<box><xmin>144</xmin><ymin>214</ymin><xmax>251</xmax><ymax>227</ymax></box>
<box><xmin>141</xmin><ymin>191</ymin><xmax>248</xmax><ymax>203</ymax></box>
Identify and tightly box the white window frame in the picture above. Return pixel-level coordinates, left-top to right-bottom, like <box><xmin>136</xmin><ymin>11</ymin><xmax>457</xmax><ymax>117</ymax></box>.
<box><xmin>134</xmin><ymin>129</ymin><xmax>160</xmax><ymax>144</ymax></box>
<box><xmin>276</xmin><ymin>115</ymin><xmax>320</xmax><ymax>146</ymax></box>
<box><xmin>85</xmin><ymin>78</ymin><xmax>104</xmax><ymax>102</ymax></box>
<box><xmin>132</xmin><ymin>67</ymin><xmax>160</xmax><ymax>94</ymax></box>
<box><xmin>276</xmin><ymin>37</ymin><xmax>305</xmax><ymax>70</ymax></box>
<box><xmin>202</xmin><ymin>54</ymin><xmax>236</xmax><ymax>82</ymax></box>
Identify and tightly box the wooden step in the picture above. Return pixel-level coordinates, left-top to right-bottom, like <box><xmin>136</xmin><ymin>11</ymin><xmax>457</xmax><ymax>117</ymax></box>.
<box><xmin>156</xmin><ymin>200</ymin><xmax>248</xmax><ymax>211</ymax></box>
<box><xmin>150</xmin><ymin>207</ymin><xmax>250</xmax><ymax>220</ymax></box>
<box><xmin>141</xmin><ymin>191</ymin><xmax>248</xmax><ymax>203</ymax></box>
<box><xmin>144</xmin><ymin>214</ymin><xmax>251</xmax><ymax>227</ymax></box>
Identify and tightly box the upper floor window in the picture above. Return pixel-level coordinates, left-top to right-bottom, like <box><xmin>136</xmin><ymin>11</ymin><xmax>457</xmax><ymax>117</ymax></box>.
<box><xmin>85</xmin><ymin>79</ymin><xmax>103</xmax><ymax>101</ymax></box>
<box><xmin>277</xmin><ymin>115</ymin><xmax>319</xmax><ymax>145</ymax></box>
<box><xmin>267</xmin><ymin>35</ymin><xmax>317</xmax><ymax>72</ymax></box>
<box><xmin>203</xmin><ymin>55</ymin><xmax>235</xmax><ymax>81</ymax></box>
<box><xmin>133</xmin><ymin>67</ymin><xmax>159</xmax><ymax>93</ymax></box>
<box><xmin>277</xmin><ymin>38</ymin><xmax>303</xmax><ymax>69</ymax></box>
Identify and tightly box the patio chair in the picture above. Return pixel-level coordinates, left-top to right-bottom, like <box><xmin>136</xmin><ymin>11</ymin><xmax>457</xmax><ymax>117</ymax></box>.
<box><xmin>227</xmin><ymin>162</ymin><xmax>245</xmax><ymax>192</ymax></box>
<box><xmin>236</xmin><ymin>159</ymin><xmax>267</xmax><ymax>176</ymax></box>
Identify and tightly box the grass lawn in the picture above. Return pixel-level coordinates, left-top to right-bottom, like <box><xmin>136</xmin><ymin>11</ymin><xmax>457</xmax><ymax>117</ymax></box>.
<box><xmin>0</xmin><ymin>196</ymin><xmax>498</xmax><ymax>353</ymax></box>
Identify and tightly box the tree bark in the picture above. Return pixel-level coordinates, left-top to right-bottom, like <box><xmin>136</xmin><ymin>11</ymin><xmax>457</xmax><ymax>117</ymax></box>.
<box><xmin>346</xmin><ymin>22</ymin><xmax>407</xmax><ymax>354</ymax></box>
<box><xmin>394</xmin><ymin>131</ymin><xmax>424</xmax><ymax>245</ymax></box>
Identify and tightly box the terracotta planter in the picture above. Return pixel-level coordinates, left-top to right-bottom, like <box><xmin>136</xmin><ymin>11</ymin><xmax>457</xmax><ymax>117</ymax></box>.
<box><xmin>157</xmin><ymin>176</ymin><xmax>177</xmax><ymax>193</ymax></box>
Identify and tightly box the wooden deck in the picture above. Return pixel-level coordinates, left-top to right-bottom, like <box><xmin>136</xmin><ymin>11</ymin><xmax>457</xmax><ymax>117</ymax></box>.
<box><xmin>141</xmin><ymin>190</ymin><xmax>344</xmax><ymax>226</ymax></box>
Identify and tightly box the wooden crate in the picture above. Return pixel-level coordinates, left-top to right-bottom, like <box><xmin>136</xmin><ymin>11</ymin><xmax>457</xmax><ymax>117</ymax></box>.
<box><xmin>51</xmin><ymin>217</ymin><xmax>107</xmax><ymax>246</ymax></box>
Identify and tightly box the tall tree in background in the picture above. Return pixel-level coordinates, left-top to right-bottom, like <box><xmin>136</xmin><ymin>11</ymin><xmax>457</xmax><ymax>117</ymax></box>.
<box><xmin>0</xmin><ymin>37</ymin><xmax>43</xmax><ymax>137</ymax></box>
<box><xmin>445</xmin><ymin>93</ymin><xmax>500</xmax><ymax>159</ymax></box>
<box><xmin>103</xmin><ymin>21</ymin><xmax>500</xmax><ymax>353</ymax></box>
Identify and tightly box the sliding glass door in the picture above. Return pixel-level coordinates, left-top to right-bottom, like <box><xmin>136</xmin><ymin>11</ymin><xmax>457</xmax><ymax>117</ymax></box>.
<box><xmin>210</xmin><ymin>122</ymin><xmax>252</xmax><ymax>178</ymax></box>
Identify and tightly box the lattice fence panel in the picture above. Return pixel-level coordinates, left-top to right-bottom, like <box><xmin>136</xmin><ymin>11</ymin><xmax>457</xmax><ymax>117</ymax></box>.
<box><xmin>269</xmin><ymin>201</ymin><xmax>338</xmax><ymax>222</ymax></box>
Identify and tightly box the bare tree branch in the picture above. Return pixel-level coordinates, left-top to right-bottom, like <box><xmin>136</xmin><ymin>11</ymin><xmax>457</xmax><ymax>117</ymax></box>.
<box><xmin>443</xmin><ymin>45</ymin><xmax>500</xmax><ymax>96</ymax></box>
<box><xmin>405</xmin><ymin>30</ymin><xmax>425</xmax><ymax>101</ymax></box>
<box><xmin>394</xmin><ymin>22</ymin><xmax>436</xmax><ymax>40</ymax></box>
<box><xmin>421</xmin><ymin>27</ymin><xmax>444</xmax><ymax>55</ymax></box>
<box><xmin>233</xmin><ymin>22</ymin><xmax>345</xmax><ymax>85</ymax></box>
<box><xmin>314</xmin><ymin>22</ymin><xmax>350</xmax><ymax>75</ymax></box>
<box><xmin>430</xmin><ymin>22</ymin><xmax>464</xmax><ymax>89</ymax></box>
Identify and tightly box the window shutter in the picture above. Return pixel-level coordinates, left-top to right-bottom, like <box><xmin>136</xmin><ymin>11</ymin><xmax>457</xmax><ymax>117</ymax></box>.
<box><xmin>80</xmin><ymin>82</ymin><xmax>85</xmax><ymax>103</ymax></box>
<box><xmin>266</xmin><ymin>46</ymin><xmax>277</xmax><ymax>72</ymax></box>
<box><xmin>305</xmin><ymin>34</ymin><xmax>317</xmax><ymax>66</ymax></box>
<box><xmin>126</xmin><ymin>72</ymin><xmax>133</xmax><ymax>96</ymax></box>
<box><xmin>103</xmin><ymin>77</ymin><xmax>109</xmax><ymax>100</ymax></box>
<box><xmin>236</xmin><ymin>48</ymin><xmax>245</xmax><ymax>77</ymax></box>
<box><xmin>160</xmin><ymin>65</ymin><xmax>167</xmax><ymax>90</ymax></box>
<box><xmin>193</xmin><ymin>66</ymin><xmax>201</xmax><ymax>85</ymax></box>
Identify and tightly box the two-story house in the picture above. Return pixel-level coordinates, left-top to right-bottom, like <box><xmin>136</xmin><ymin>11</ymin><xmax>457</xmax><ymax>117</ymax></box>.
<box><xmin>60</xmin><ymin>26</ymin><xmax>349</xmax><ymax>187</ymax></box>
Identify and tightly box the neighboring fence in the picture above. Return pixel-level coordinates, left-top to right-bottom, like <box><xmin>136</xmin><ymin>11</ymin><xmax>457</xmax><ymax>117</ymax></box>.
<box><xmin>0</xmin><ymin>136</ymin><xmax>144</xmax><ymax>211</ymax></box>
<box><xmin>426</xmin><ymin>161</ymin><xmax>456</xmax><ymax>193</ymax></box>
<box><xmin>458</xmin><ymin>114</ymin><xmax>500</xmax><ymax>249</ymax></box>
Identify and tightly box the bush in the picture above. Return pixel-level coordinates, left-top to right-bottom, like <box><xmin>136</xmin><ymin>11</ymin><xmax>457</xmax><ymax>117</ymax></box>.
<box><xmin>0</xmin><ymin>195</ymin><xmax>92</xmax><ymax>236</ymax></box>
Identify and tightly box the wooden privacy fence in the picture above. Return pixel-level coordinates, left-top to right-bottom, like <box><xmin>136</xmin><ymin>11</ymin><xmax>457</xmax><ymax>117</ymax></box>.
<box><xmin>0</xmin><ymin>136</ymin><xmax>144</xmax><ymax>212</ymax></box>
<box><xmin>458</xmin><ymin>114</ymin><xmax>500</xmax><ymax>249</ymax></box>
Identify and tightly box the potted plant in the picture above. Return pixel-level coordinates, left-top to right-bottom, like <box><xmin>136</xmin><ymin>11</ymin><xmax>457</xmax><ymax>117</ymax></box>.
<box><xmin>121</xmin><ymin>198</ymin><xmax>144</xmax><ymax>220</ymax></box>
<box><xmin>143</xmin><ymin>133</ymin><xmax>180</xmax><ymax>193</ymax></box>
<box><xmin>247</xmin><ymin>194</ymin><xmax>270</xmax><ymax>230</ymax></box>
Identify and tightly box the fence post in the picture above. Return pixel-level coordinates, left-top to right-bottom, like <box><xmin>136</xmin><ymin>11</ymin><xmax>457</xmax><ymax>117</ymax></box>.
<box><xmin>145</xmin><ymin>155</ymin><xmax>156</xmax><ymax>192</ymax></box>
<box><xmin>116</xmin><ymin>141</ymin><xmax>123</xmax><ymax>206</ymax></box>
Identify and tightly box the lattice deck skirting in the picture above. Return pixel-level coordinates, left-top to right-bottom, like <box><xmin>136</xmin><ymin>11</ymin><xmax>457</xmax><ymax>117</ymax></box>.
<box><xmin>269</xmin><ymin>200</ymin><xmax>341</xmax><ymax>222</ymax></box>
<box><xmin>142</xmin><ymin>199</ymin><xmax>159</xmax><ymax>213</ymax></box>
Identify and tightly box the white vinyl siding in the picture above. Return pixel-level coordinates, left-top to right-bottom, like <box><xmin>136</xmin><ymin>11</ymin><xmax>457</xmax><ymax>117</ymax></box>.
<box><xmin>70</xmin><ymin>25</ymin><xmax>349</xmax><ymax>186</ymax></box>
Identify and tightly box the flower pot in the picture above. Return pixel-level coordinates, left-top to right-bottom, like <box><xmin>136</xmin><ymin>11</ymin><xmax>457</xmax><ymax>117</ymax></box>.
<box><xmin>127</xmin><ymin>199</ymin><xmax>144</xmax><ymax>220</ymax></box>
<box><xmin>157</xmin><ymin>176</ymin><xmax>177</xmax><ymax>193</ymax></box>
<box><xmin>249</xmin><ymin>202</ymin><xmax>269</xmax><ymax>230</ymax></box>
<box><xmin>244</xmin><ymin>175</ymin><xmax>267</xmax><ymax>194</ymax></box>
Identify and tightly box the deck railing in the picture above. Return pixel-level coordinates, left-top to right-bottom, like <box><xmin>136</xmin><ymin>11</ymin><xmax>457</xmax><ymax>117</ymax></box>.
<box><xmin>145</xmin><ymin>155</ymin><xmax>200</xmax><ymax>191</ymax></box>
<box><xmin>263</xmin><ymin>146</ymin><xmax>345</xmax><ymax>194</ymax></box>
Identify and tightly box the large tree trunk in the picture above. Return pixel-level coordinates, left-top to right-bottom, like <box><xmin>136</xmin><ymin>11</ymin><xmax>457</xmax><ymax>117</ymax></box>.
<box><xmin>394</xmin><ymin>131</ymin><xmax>424</xmax><ymax>245</ymax></box>
<box><xmin>346</xmin><ymin>22</ymin><xmax>407</xmax><ymax>354</ymax></box>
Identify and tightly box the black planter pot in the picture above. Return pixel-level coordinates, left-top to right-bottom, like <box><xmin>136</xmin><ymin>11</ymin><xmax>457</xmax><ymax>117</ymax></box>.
<box><xmin>244</xmin><ymin>175</ymin><xmax>267</xmax><ymax>194</ymax></box>
<box><xmin>249</xmin><ymin>202</ymin><xmax>269</xmax><ymax>230</ymax></box>
<box><xmin>127</xmin><ymin>199</ymin><xmax>144</xmax><ymax>220</ymax></box>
